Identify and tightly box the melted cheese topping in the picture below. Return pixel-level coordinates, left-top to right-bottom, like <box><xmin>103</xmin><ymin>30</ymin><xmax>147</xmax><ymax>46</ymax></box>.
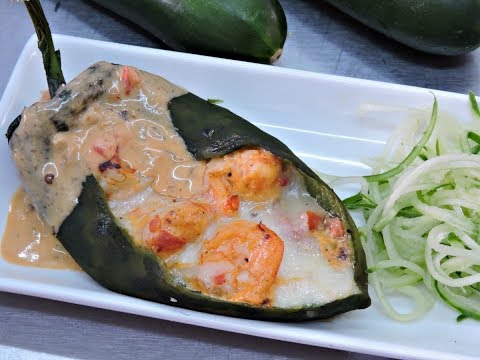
<box><xmin>4</xmin><ymin>62</ymin><xmax>359</xmax><ymax>308</ymax></box>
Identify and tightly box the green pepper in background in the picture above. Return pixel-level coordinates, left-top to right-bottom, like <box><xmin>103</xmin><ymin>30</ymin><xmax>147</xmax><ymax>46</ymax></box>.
<box><xmin>325</xmin><ymin>0</ymin><xmax>480</xmax><ymax>56</ymax></box>
<box><xmin>90</xmin><ymin>0</ymin><xmax>287</xmax><ymax>64</ymax></box>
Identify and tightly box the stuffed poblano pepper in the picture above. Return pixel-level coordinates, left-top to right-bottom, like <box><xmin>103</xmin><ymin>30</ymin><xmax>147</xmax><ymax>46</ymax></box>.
<box><xmin>6</xmin><ymin>0</ymin><xmax>370</xmax><ymax>321</ymax></box>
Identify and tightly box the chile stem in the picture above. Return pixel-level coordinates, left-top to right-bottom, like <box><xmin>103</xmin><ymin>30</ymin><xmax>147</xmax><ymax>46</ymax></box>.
<box><xmin>25</xmin><ymin>0</ymin><xmax>65</xmax><ymax>98</ymax></box>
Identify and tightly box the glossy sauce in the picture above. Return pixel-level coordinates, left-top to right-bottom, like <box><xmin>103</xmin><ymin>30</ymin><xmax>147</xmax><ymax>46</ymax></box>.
<box><xmin>5</xmin><ymin>61</ymin><xmax>359</xmax><ymax>308</ymax></box>
<box><xmin>9</xmin><ymin>62</ymin><xmax>188</xmax><ymax>231</ymax></box>
<box><xmin>1</xmin><ymin>188</ymin><xmax>80</xmax><ymax>270</ymax></box>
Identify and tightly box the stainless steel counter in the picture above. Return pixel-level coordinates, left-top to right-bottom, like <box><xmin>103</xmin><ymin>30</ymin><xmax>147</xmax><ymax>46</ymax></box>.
<box><xmin>1</xmin><ymin>1</ymin><xmax>479</xmax><ymax>359</ymax></box>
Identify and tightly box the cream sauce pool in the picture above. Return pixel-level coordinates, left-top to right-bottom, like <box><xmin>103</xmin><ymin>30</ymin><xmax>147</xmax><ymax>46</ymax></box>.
<box><xmin>2</xmin><ymin>188</ymin><xmax>80</xmax><ymax>270</ymax></box>
<box><xmin>4</xmin><ymin>61</ymin><xmax>359</xmax><ymax>308</ymax></box>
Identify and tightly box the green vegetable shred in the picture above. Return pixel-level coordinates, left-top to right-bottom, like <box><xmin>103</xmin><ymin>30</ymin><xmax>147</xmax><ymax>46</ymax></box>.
<box><xmin>337</xmin><ymin>94</ymin><xmax>480</xmax><ymax>321</ymax></box>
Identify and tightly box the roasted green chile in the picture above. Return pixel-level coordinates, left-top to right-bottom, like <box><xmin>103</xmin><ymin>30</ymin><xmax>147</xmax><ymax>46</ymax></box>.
<box><xmin>6</xmin><ymin>0</ymin><xmax>370</xmax><ymax>321</ymax></box>
<box><xmin>43</xmin><ymin>90</ymin><xmax>370</xmax><ymax>321</ymax></box>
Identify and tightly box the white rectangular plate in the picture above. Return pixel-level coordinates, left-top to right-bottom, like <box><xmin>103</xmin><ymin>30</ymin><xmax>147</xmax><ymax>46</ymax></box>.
<box><xmin>1</xmin><ymin>35</ymin><xmax>478</xmax><ymax>360</ymax></box>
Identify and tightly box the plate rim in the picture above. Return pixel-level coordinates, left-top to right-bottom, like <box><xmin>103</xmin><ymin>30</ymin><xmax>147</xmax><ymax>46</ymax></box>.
<box><xmin>0</xmin><ymin>33</ymin><xmax>477</xmax><ymax>360</ymax></box>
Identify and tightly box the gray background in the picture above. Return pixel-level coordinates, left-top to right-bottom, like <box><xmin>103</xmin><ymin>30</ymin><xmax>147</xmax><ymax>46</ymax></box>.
<box><xmin>1</xmin><ymin>0</ymin><xmax>479</xmax><ymax>359</ymax></box>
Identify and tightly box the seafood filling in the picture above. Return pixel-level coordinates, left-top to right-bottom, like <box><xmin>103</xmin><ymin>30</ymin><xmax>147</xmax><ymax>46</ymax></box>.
<box><xmin>8</xmin><ymin>62</ymin><xmax>360</xmax><ymax>308</ymax></box>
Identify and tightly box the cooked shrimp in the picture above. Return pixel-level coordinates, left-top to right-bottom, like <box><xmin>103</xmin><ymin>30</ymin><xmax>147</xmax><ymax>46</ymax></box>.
<box><xmin>143</xmin><ymin>202</ymin><xmax>213</xmax><ymax>254</ymax></box>
<box><xmin>205</xmin><ymin>147</ymin><xmax>283</xmax><ymax>213</ymax></box>
<box><xmin>194</xmin><ymin>220</ymin><xmax>284</xmax><ymax>305</ymax></box>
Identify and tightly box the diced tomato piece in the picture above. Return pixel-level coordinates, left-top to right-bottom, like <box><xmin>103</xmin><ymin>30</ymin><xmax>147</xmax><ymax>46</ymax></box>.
<box><xmin>328</xmin><ymin>218</ymin><xmax>345</xmax><ymax>238</ymax></box>
<box><xmin>93</xmin><ymin>145</ymin><xmax>108</xmax><ymax>157</ymax></box>
<box><xmin>306</xmin><ymin>211</ymin><xmax>323</xmax><ymax>231</ymax></box>
<box><xmin>153</xmin><ymin>230</ymin><xmax>186</xmax><ymax>252</ymax></box>
<box><xmin>111</xmin><ymin>146</ymin><xmax>121</xmax><ymax>164</ymax></box>
<box><xmin>121</xmin><ymin>66</ymin><xmax>141</xmax><ymax>96</ymax></box>
<box><xmin>149</xmin><ymin>215</ymin><xmax>162</xmax><ymax>232</ymax></box>
<box><xmin>278</xmin><ymin>177</ymin><xmax>289</xmax><ymax>187</ymax></box>
<box><xmin>121</xmin><ymin>67</ymin><xmax>132</xmax><ymax>95</ymax></box>
<box><xmin>40</xmin><ymin>90</ymin><xmax>50</xmax><ymax>101</ymax></box>
<box><xmin>224</xmin><ymin>194</ymin><xmax>239</xmax><ymax>212</ymax></box>
<box><xmin>214</xmin><ymin>273</ymin><xmax>226</xmax><ymax>286</ymax></box>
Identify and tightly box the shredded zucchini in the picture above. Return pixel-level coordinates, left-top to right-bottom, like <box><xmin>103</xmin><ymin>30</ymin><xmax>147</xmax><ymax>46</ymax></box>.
<box><xmin>340</xmin><ymin>92</ymin><xmax>480</xmax><ymax>321</ymax></box>
<box><xmin>469</xmin><ymin>91</ymin><xmax>480</xmax><ymax>118</ymax></box>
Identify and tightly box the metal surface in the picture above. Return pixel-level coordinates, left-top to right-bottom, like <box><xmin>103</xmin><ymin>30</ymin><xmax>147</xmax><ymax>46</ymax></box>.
<box><xmin>1</xmin><ymin>0</ymin><xmax>479</xmax><ymax>359</ymax></box>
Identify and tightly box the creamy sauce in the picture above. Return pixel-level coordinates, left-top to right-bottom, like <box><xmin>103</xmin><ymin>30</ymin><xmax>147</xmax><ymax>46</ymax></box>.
<box><xmin>1</xmin><ymin>188</ymin><xmax>80</xmax><ymax>270</ymax></box>
<box><xmin>6</xmin><ymin>61</ymin><xmax>359</xmax><ymax>308</ymax></box>
<box><xmin>9</xmin><ymin>62</ymin><xmax>187</xmax><ymax>230</ymax></box>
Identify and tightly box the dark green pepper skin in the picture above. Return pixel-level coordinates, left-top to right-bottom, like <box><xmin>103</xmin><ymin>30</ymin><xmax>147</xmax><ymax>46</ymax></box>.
<box><xmin>90</xmin><ymin>0</ymin><xmax>287</xmax><ymax>63</ymax></box>
<box><xmin>325</xmin><ymin>0</ymin><xmax>480</xmax><ymax>55</ymax></box>
<box><xmin>55</xmin><ymin>93</ymin><xmax>370</xmax><ymax>321</ymax></box>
